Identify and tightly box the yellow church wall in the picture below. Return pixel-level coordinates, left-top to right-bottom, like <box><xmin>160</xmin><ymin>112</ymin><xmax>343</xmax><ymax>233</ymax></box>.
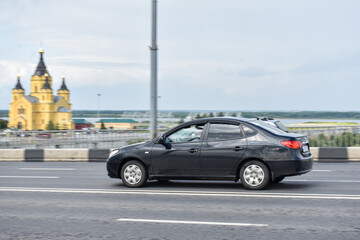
<box><xmin>9</xmin><ymin>96</ymin><xmax>34</xmax><ymax>130</ymax></box>
<box><xmin>31</xmin><ymin>75</ymin><xmax>53</xmax><ymax>96</ymax></box>
<box><xmin>56</xmin><ymin>97</ymin><xmax>71</xmax><ymax>108</ymax></box>
<box><xmin>10</xmin><ymin>95</ymin><xmax>73</xmax><ymax>131</ymax></box>
<box><xmin>12</xmin><ymin>89</ymin><xmax>24</xmax><ymax>102</ymax></box>
<box><xmin>58</xmin><ymin>91</ymin><xmax>70</xmax><ymax>102</ymax></box>
<box><xmin>30</xmin><ymin>75</ymin><xmax>41</xmax><ymax>93</ymax></box>
<box><xmin>56</xmin><ymin>112</ymin><xmax>73</xmax><ymax>129</ymax></box>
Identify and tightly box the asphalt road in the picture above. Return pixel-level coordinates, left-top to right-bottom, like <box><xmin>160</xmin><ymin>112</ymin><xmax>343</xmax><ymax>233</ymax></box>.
<box><xmin>1</xmin><ymin>162</ymin><xmax>359</xmax><ymax>240</ymax></box>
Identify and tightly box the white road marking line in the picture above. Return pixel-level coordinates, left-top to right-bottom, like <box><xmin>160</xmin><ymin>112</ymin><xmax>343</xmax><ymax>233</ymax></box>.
<box><xmin>116</xmin><ymin>218</ymin><xmax>268</xmax><ymax>227</ymax></box>
<box><xmin>19</xmin><ymin>168</ymin><xmax>75</xmax><ymax>171</ymax></box>
<box><xmin>0</xmin><ymin>187</ymin><xmax>359</xmax><ymax>200</ymax></box>
<box><xmin>286</xmin><ymin>179</ymin><xmax>360</xmax><ymax>183</ymax></box>
<box><xmin>312</xmin><ymin>170</ymin><xmax>332</xmax><ymax>172</ymax></box>
<box><xmin>0</xmin><ymin>176</ymin><xmax>59</xmax><ymax>179</ymax></box>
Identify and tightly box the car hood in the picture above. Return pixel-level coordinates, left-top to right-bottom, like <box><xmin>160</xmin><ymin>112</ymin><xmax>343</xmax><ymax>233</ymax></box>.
<box><xmin>118</xmin><ymin>141</ymin><xmax>152</xmax><ymax>152</ymax></box>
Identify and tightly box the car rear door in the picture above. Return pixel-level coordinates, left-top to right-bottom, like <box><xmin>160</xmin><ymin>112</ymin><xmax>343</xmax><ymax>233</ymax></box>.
<box><xmin>200</xmin><ymin>122</ymin><xmax>247</xmax><ymax>177</ymax></box>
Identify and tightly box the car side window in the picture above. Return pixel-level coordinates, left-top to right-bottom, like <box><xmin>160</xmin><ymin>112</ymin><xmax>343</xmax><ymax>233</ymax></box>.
<box><xmin>207</xmin><ymin>123</ymin><xmax>244</xmax><ymax>141</ymax></box>
<box><xmin>166</xmin><ymin>124</ymin><xmax>204</xmax><ymax>143</ymax></box>
<box><xmin>242</xmin><ymin>124</ymin><xmax>257</xmax><ymax>137</ymax></box>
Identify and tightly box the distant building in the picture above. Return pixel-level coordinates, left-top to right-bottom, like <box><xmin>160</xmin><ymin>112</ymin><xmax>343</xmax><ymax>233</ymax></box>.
<box><xmin>8</xmin><ymin>48</ymin><xmax>73</xmax><ymax>130</ymax></box>
<box><xmin>95</xmin><ymin>119</ymin><xmax>138</xmax><ymax>130</ymax></box>
<box><xmin>73</xmin><ymin>119</ymin><xmax>93</xmax><ymax>130</ymax></box>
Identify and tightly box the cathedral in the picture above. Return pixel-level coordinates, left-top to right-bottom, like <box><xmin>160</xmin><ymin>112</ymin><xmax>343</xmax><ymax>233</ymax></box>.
<box><xmin>8</xmin><ymin>48</ymin><xmax>74</xmax><ymax>130</ymax></box>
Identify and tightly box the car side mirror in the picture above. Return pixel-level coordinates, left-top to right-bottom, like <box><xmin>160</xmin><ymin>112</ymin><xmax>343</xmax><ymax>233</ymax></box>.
<box><xmin>158</xmin><ymin>135</ymin><xmax>165</xmax><ymax>144</ymax></box>
<box><xmin>158</xmin><ymin>135</ymin><xmax>172</xmax><ymax>149</ymax></box>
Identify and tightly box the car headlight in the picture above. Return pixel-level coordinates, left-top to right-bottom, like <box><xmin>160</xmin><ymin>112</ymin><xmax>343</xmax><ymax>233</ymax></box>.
<box><xmin>109</xmin><ymin>149</ymin><xmax>119</xmax><ymax>158</ymax></box>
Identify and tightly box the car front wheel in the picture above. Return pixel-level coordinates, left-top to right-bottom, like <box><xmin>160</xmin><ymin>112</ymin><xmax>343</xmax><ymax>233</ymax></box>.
<box><xmin>240</xmin><ymin>161</ymin><xmax>270</xmax><ymax>190</ymax></box>
<box><xmin>121</xmin><ymin>160</ymin><xmax>147</xmax><ymax>188</ymax></box>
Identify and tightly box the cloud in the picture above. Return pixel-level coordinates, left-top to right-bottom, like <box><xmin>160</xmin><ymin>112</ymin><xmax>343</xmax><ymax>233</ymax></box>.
<box><xmin>237</xmin><ymin>67</ymin><xmax>268</xmax><ymax>77</ymax></box>
<box><xmin>1</xmin><ymin>0</ymin><xmax>360</xmax><ymax>111</ymax></box>
<box><xmin>293</xmin><ymin>52</ymin><xmax>360</xmax><ymax>74</ymax></box>
<box><xmin>0</xmin><ymin>60</ymin><xmax>34</xmax><ymax>87</ymax></box>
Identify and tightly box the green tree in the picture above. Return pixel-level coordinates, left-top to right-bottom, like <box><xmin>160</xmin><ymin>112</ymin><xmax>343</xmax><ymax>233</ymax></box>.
<box><xmin>61</xmin><ymin>123</ymin><xmax>67</xmax><ymax>130</ymax></box>
<box><xmin>231</xmin><ymin>112</ymin><xmax>237</xmax><ymax>117</ymax></box>
<box><xmin>0</xmin><ymin>119</ymin><xmax>8</xmax><ymax>129</ymax></box>
<box><xmin>201</xmin><ymin>113</ymin><xmax>208</xmax><ymax>118</ymax></box>
<box><xmin>195</xmin><ymin>114</ymin><xmax>201</xmax><ymax>119</ymax></box>
<box><xmin>209</xmin><ymin>112</ymin><xmax>214</xmax><ymax>117</ymax></box>
<box><xmin>217</xmin><ymin>112</ymin><xmax>224</xmax><ymax>117</ymax></box>
<box><xmin>100</xmin><ymin>121</ymin><xmax>106</xmax><ymax>129</ymax></box>
<box><xmin>178</xmin><ymin>118</ymin><xmax>185</xmax><ymax>124</ymax></box>
<box><xmin>46</xmin><ymin>120</ymin><xmax>55</xmax><ymax>130</ymax></box>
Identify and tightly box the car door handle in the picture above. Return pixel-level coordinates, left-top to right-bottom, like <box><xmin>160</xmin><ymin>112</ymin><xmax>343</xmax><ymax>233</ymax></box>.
<box><xmin>188</xmin><ymin>148</ymin><xmax>198</xmax><ymax>153</ymax></box>
<box><xmin>233</xmin><ymin>146</ymin><xmax>244</xmax><ymax>151</ymax></box>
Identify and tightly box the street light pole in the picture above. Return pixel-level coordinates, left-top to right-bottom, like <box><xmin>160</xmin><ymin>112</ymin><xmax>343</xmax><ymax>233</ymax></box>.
<box><xmin>150</xmin><ymin>0</ymin><xmax>158</xmax><ymax>139</ymax></box>
<box><xmin>97</xmin><ymin>93</ymin><xmax>101</xmax><ymax>119</ymax></box>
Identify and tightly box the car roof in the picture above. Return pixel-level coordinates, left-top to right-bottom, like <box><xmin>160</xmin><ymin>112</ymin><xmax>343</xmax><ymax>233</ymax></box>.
<box><xmin>187</xmin><ymin>117</ymin><xmax>257</xmax><ymax>123</ymax></box>
<box><xmin>182</xmin><ymin>117</ymin><xmax>298</xmax><ymax>137</ymax></box>
<box><xmin>178</xmin><ymin>117</ymin><xmax>259</xmax><ymax>128</ymax></box>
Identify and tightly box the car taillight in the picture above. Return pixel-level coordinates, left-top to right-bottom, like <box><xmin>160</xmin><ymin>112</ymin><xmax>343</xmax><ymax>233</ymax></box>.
<box><xmin>281</xmin><ymin>140</ymin><xmax>303</xmax><ymax>149</ymax></box>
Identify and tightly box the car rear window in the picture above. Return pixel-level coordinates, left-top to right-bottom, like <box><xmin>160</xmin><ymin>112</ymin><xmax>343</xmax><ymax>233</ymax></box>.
<box><xmin>207</xmin><ymin>123</ymin><xmax>244</xmax><ymax>141</ymax></box>
<box><xmin>251</xmin><ymin>121</ymin><xmax>287</xmax><ymax>135</ymax></box>
<box><xmin>274</xmin><ymin>121</ymin><xmax>288</xmax><ymax>132</ymax></box>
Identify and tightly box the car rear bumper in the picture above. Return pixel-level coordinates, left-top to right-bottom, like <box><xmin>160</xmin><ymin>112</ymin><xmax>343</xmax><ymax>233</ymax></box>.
<box><xmin>268</xmin><ymin>156</ymin><xmax>313</xmax><ymax>179</ymax></box>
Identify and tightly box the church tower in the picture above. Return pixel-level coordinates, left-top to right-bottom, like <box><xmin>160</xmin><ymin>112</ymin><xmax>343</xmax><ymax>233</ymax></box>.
<box><xmin>9</xmin><ymin>76</ymin><xmax>26</xmax><ymax>130</ymax></box>
<box><xmin>12</xmin><ymin>75</ymin><xmax>25</xmax><ymax>102</ymax></box>
<box><xmin>31</xmin><ymin>48</ymin><xmax>53</xmax><ymax>100</ymax></box>
<box><xmin>57</xmin><ymin>76</ymin><xmax>70</xmax><ymax>102</ymax></box>
<box><xmin>8</xmin><ymin>48</ymin><xmax>74</xmax><ymax>130</ymax></box>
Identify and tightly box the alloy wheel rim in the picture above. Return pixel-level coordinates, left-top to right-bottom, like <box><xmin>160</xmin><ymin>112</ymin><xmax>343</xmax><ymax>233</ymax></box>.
<box><xmin>124</xmin><ymin>165</ymin><xmax>142</xmax><ymax>185</ymax></box>
<box><xmin>243</xmin><ymin>164</ymin><xmax>264</xmax><ymax>187</ymax></box>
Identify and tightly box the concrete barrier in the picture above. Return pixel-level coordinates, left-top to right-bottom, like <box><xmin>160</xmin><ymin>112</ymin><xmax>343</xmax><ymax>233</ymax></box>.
<box><xmin>310</xmin><ymin>147</ymin><xmax>360</xmax><ymax>162</ymax></box>
<box><xmin>44</xmin><ymin>149</ymin><xmax>89</xmax><ymax>162</ymax></box>
<box><xmin>0</xmin><ymin>148</ymin><xmax>359</xmax><ymax>162</ymax></box>
<box><xmin>0</xmin><ymin>149</ymin><xmax>111</xmax><ymax>162</ymax></box>
<box><xmin>0</xmin><ymin>149</ymin><xmax>25</xmax><ymax>162</ymax></box>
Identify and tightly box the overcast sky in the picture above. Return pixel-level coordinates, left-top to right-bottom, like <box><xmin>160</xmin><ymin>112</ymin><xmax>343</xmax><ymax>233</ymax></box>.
<box><xmin>0</xmin><ymin>0</ymin><xmax>359</xmax><ymax>111</ymax></box>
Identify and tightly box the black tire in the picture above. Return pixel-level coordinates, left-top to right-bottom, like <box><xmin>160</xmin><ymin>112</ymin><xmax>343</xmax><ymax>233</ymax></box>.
<box><xmin>240</xmin><ymin>160</ymin><xmax>270</xmax><ymax>190</ymax></box>
<box><xmin>273</xmin><ymin>176</ymin><xmax>285</xmax><ymax>183</ymax></box>
<box><xmin>120</xmin><ymin>160</ymin><xmax>147</xmax><ymax>188</ymax></box>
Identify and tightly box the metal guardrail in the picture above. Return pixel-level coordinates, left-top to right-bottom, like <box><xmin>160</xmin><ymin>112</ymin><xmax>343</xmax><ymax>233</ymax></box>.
<box><xmin>1</xmin><ymin>125</ymin><xmax>360</xmax><ymax>149</ymax></box>
<box><xmin>289</xmin><ymin>126</ymin><xmax>360</xmax><ymax>147</ymax></box>
<box><xmin>0</xmin><ymin>129</ymin><xmax>151</xmax><ymax>149</ymax></box>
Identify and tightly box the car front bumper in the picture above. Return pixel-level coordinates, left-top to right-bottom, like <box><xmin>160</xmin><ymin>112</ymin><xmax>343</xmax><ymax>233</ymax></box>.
<box><xmin>106</xmin><ymin>161</ymin><xmax>119</xmax><ymax>178</ymax></box>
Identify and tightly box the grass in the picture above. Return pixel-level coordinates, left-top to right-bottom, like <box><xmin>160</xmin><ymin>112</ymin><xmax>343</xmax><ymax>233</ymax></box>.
<box><xmin>301</xmin><ymin>122</ymin><xmax>359</xmax><ymax>125</ymax></box>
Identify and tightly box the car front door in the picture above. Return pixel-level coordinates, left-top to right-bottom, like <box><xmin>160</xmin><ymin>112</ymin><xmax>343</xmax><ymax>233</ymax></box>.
<box><xmin>200</xmin><ymin>122</ymin><xmax>247</xmax><ymax>177</ymax></box>
<box><xmin>151</xmin><ymin>123</ymin><xmax>205</xmax><ymax>177</ymax></box>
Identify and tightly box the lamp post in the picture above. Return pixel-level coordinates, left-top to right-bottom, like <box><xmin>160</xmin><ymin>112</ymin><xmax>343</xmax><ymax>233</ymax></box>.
<box><xmin>97</xmin><ymin>93</ymin><xmax>101</xmax><ymax>119</ymax></box>
<box><xmin>150</xmin><ymin>0</ymin><xmax>158</xmax><ymax>139</ymax></box>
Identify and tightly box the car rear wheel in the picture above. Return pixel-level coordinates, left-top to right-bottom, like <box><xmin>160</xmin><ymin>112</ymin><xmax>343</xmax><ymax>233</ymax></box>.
<box><xmin>240</xmin><ymin>161</ymin><xmax>270</xmax><ymax>190</ymax></box>
<box><xmin>121</xmin><ymin>160</ymin><xmax>147</xmax><ymax>188</ymax></box>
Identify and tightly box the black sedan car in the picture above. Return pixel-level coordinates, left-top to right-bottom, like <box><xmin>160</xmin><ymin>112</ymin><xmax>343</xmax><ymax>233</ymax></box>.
<box><xmin>107</xmin><ymin>118</ymin><xmax>312</xmax><ymax>190</ymax></box>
